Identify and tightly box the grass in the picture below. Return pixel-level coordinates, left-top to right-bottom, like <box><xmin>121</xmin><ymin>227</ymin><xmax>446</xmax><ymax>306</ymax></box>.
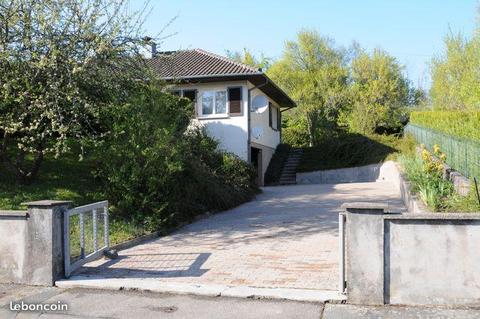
<box><xmin>0</xmin><ymin>153</ymin><xmax>103</xmax><ymax>210</ymax></box>
<box><xmin>298</xmin><ymin>132</ymin><xmax>416</xmax><ymax>172</ymax></box>
<box><xmin>0</xmin><ymin>152</ymin><xmax>149</xmax><ymax>251</ymax></box>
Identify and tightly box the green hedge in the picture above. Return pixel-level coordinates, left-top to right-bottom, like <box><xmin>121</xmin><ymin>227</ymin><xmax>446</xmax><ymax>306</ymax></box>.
<box><xmin>409</xmin><ymin>111</ymin><xmax>480</xmax><ymax>141</ymax></box>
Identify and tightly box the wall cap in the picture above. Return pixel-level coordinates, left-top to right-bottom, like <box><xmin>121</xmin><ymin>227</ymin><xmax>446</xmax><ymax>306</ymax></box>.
<box><xmin>385</xmin><ymin>213</ymin><xmax>480</xmax><ymax>220</ymax></box>
<box><xmin>21</xmin><ymin>200</ymin><xmax>73</xmax><ymax>207</ymax></box>
<box><xmin>0</xmin><ymin>210</ymin><xmax>29</xmax><ymax>218</ymax></box>
<box><xmin>342</xmin><ymin>202</ymin><xmax>389</xmax><ymax>211</ymax></box>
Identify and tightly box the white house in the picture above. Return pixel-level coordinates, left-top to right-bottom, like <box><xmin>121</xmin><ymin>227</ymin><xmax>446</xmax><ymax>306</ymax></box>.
<box><xmin>149</xmin><ymin>49</ymin><xmax>296</xmax><ymax>185</ymax></box>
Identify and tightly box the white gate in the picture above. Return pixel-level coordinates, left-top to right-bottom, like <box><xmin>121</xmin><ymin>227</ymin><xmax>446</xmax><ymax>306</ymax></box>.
<box><xmin>64</xmin><ymin>200</ymin><xmax>109</xmax><ymax>277</ymax></box>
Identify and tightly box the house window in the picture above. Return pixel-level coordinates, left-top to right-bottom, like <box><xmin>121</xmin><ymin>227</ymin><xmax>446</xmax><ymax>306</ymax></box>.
<box><xmin>269</xmin><ymin>103</ymin><xmax>280</xmax><ymax>131</ymax></box>
<box><xmin>201</xmin><ymin>90</ymin><xmax>227</xmax><ymax>115</ymax></box>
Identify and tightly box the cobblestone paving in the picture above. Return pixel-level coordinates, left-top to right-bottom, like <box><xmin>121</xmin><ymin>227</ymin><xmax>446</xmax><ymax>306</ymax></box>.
<box><xmin>77</xmin><ymin>182</ymin><xmax>405</xmax><ymax>291</ymax></box>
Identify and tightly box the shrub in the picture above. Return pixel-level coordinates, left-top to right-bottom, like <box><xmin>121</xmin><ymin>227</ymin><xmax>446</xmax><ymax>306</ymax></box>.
<box><xmin>398</xmin><ymin>146</ymin><xmax>454</xmax><ymax>211</ymax></box>
<box><xmin>409</xmin><ymin>111</ymin><xmax>480</xmax><ymax>141</ymax></box>
<box><xmin>95</xmin><ymin>84</ymin><xmax>258</xmax><ymax>231</ymax></box>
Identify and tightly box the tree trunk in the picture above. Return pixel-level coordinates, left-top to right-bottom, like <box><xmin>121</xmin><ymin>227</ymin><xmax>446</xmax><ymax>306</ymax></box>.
<box><xmin>0</xmin><ymin>134</ymin><xmax>44</xmax><ymax>184</ymax></box>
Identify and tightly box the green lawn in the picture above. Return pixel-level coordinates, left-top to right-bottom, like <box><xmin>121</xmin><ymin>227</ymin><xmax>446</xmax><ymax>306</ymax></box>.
<box><xmin>298</xmin><ymin>133</ymin><xmax>415</xmax><ymax>172</ymax></box>
<box><xmin>1</xmin><ymin>153</ymin><xmax>148</xmax><ymax>248</ymax></box>
<box><xmin>0</xmin><ymin>153</ymin><xmax>102</xmax><ymax>210</ymax></box>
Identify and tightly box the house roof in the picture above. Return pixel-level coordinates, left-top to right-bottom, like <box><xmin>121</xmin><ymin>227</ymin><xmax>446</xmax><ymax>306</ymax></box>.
<box><xmin>147</xmin><ymin>49</ymin><xmax>296</xmax><ymax>109</ymax></box>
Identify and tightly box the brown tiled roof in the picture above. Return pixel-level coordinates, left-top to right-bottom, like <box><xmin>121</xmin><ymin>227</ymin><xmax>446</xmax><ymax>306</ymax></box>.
<box><xmin>147</xmin><ymin>49</ymin><xmax>296</xmax><ymax>108</ymax></box>
<box><xmin>148</xmin><ymin>49</ymin><xmax>262</xmax><ymax>78</ymax></box>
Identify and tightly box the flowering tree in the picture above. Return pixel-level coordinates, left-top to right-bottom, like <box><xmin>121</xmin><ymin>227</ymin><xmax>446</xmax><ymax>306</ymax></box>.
<box><xmin>0</xmin><ymin>0</ymin><xmax>151</xmax><ymax>183</ymax></box>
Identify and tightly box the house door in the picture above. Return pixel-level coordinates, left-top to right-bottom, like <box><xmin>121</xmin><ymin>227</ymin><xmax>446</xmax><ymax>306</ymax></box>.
<box><xmin>251</xmin><ymin>147</ymin><xmax>263</xmax><ymax>185</ymax></box>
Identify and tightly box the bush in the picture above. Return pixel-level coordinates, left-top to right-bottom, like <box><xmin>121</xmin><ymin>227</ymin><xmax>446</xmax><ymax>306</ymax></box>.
<box><xmin>264</xmin><ymin>144</ymin><xmax>291</xmax><ymax>185</ymax></box>
<box><xmin>398</xmin><ymin>151</ymin><xmax>453</xmax><ymax>211</ymax></box>
<box><xmin>95</xmin><ymin>84</ymin><xmax>258</xmax><ymax>231</ymax></box>
<box><xmin>409</xmin><ymin>111</ymin><xmax>480</xmax><ymax>141</ymax></box>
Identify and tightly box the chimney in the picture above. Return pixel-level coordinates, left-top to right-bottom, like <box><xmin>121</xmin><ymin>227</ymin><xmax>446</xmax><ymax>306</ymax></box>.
<box><xmin>151</xmin><ymin>42</ymin><xmax>157</xmax><ymax>57</ymax></box>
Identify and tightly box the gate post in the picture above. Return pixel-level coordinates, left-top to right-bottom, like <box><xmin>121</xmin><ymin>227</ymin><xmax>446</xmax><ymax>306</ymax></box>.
<box><xmin>22</xmin><ymin>200</ymin><xmax>72</xmax><ymax>286</ymax></box>
<box><xmin>341</xmin><ymin>202</ymin><xmax>389</xmax><ymax>305</ymax></box>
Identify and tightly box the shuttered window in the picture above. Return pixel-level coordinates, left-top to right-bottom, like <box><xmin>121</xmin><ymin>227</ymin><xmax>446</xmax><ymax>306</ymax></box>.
<box><xmin>183</xmin><ymin>89</ymin><xmax>196</xmax><ymax>102</ymax></box>
<box><xmin>228</xmin><ymin>87</ymin><xmax>242</xmax><ymax>115</ymax></box>
<box><xmin>277</xmin><ymin>108</ymin><xmax>281</xmax><ymax>130</ymax></box>
<box><xmin>268</xmin><ymin>103</ymin><xmax>272</xmax><ymax>127</ymax></box>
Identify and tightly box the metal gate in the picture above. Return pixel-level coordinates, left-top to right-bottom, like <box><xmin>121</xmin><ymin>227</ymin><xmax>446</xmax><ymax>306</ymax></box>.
<box><xmin>64</xmin><ymin>200</ymin><xmax>109</xmax><ymax>277</ymax></box>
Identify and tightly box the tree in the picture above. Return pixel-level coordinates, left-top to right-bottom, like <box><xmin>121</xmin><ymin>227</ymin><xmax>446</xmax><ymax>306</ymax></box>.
<box><xmin>226</xmin><ymin>48</ymin><xmax>271</xmax><ymax>70</ymax></box>
<box><xmin>268</xmin><ymin>30</ymin><xmax>349</xmax><ymax>146</ymax></box>
<box><xmin>348</xmin><ymin>48</ymin><xmax>412</xmax><ymax>134</ymax></box>
<box><xmin>0</xmin><ymin>0</ymin><xmax>150</xmax><ymax>184</ymax></box>
<box><xmin>430</xmin><ymin>28</ymin><xmax>480</xmax><ymax>110</ymax></box>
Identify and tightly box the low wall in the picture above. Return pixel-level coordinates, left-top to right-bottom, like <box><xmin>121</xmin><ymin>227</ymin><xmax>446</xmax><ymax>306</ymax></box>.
<box><xmin>0</xmin><ymin>211</ymin><xmax>29</xmax><ymax>283</ymax></box>
<box><xmin>297</xmin><ymin>163</ymin><xmax>383</xmax><ymax>184</ymax></box>
<box><xmin>296</xmin><ymin>161</ymin><xmax>408</xmax><ymax>186</ymax></box>
<box><xmin>0</xmin><ymin>201</ymin><xmax>71</xmax><ymax>286</ymax></box>
<box><xmin>343</xmin><ymin>203</ymin><xmax>480</xmax><ymax>306</ymax></box>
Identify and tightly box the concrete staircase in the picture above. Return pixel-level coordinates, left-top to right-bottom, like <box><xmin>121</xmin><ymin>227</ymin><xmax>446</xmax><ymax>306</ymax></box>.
<box><xmin>279</xmin><ymin>148</ymin><xmax>303</xmax><ymax>185</ymax></box>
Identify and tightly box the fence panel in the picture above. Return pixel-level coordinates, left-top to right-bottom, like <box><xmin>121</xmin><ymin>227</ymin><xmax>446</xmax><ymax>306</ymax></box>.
<box><xmin>64</xmin><ymin>200</ymin><xmax>109</xmax><ymax>277</ymax></box>
<box><xmin>405</xmin><ymin>124</ymin><xmax>480</xmax><ymax>180</ymax></box>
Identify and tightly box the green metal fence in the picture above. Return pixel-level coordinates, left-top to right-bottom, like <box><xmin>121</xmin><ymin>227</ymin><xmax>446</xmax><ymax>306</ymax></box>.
<box><xmin>405</xmin><ymin>123</ymin><xmax>480</xmax><ymax>180</ymax></box>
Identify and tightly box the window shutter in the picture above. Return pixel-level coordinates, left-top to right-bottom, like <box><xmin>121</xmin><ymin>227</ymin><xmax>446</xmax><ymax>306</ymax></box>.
<box><xmin>228</xmin><ymin>87</ymin><xmax>242</xmax><ymax>115</ymax></box>
<box><xmin>268</xmin><ymin>103</ymin><xmax>272</xmax><ymax>127</ymax></box>
<box><xmin>183</xmin><ymin>89</ymin><xmax>196</xmax><ymax>102</ymax></box>
<box><xmin>277</xmin><ymin>108</ymin><xmax>281</xmax><ymax>131</ymax></box>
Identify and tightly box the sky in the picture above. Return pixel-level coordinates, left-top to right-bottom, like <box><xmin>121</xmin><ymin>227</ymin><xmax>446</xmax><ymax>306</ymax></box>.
<box><xmin>131</xmin><ymin>0</ymin><xmax>478</xmax><ymax>90</ymax></box>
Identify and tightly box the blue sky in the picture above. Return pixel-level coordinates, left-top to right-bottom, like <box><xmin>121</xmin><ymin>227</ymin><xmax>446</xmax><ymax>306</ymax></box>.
<box><xmin>133</xmin><ymin>0</ymin><xmax>478</xmax><ymax>89</ymax></box>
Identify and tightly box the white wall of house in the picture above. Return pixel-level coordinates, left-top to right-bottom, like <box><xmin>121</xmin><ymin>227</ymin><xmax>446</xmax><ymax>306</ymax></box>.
<box><xmin>172</xmin><ymin>80</ymin><xmax>283</xmax><ymax>185</ymax></box>
<box><xmin>249</xmin><ymin>86</ymin><xmax>281</xmax><ymax>151</ymax></box>
<box><xmin>174</xmin><ymin>81</ymin><xmax>249</xmax><ymax>161</ymax></box>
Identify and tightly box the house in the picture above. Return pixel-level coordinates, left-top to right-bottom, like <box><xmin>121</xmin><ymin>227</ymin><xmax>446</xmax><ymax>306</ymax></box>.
<box><xmin>148</xmin><ymin>49</ymin><xmax>296</xmax><ymax>185</ymax></box>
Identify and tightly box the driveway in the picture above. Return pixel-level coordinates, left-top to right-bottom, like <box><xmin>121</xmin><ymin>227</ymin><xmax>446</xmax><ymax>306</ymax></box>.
<box><xmin>67</xmin><ymin>181</ymin><xmax>405</xmax><ymax>292</ymax></box>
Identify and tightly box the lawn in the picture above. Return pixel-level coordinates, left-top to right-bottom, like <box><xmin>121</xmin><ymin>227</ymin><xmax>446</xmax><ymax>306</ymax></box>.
<box><xmin>297</xmin><ymin>133</ymin><xmax>415</xmax><ymax>172</ymax></box>
<box><xmin>0</xmin><ymin>153</ymin><xmax>148</xmax><ymax>248</ymax></box>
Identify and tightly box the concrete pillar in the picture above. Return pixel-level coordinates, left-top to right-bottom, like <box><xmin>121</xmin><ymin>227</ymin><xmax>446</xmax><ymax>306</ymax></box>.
<box><xmin>342</xmin><ymin>202</ymin><xmax>388</xmax><ymax>305</ymax></box>
<box><xmin>22</xmin><ymin>200</ymin><xmax>72</xmax><ymax>286</ymax></box>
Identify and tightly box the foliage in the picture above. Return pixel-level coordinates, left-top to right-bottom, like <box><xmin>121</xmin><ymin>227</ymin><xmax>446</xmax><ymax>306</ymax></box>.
<box><xmin>0</xmin><ymin>0</ymin><xmax>150</xmax><ymax>184</ymax></box>
<box><xmin>399</xmin><ymin>143</ymin><xmax>479</xmax><ymax>212</ymax></box>
<box><xmin>226</xmin><ymin>48</ymin><xmax>271</xmax><ymax>70</ymax></box>
<box><xmin>268</xmin><ymin>29</ymin><xmax>350</xmax><ymax>146</ymax></box>
<box><xmin>347</xmin><ymin>48</ymin><xmax>415</xmax><ymax>134</ymax></box>
<box><xmin>264</xmin><ymin>144</ymin><xmax>291</xmax><ymax>185</ymax></box>
<box><xmin>430</xmin><ymin>27</ymin><xmax>480</xmax><ymax>110</ymax></box>
<box><xmin>95</xmin><ymin>84</ymin><xmax>258</xmax><ymax>231</ymax></box>
<box><xmin>409</xmin><ymin>111</ymin><xmax>480</xmax><ymax>141</ymax></box>
<box><xmin>399</xmin><ymin>152</ymin><xmax>454</xmax><ymax>211</ymax></box>
<box><xmin>297</xmin><ymin>132</ymin><xmax>416</xmax><ymax>172</ymax></box>
<box><xmin>268</xmin><ymin>30</ymin><xmax>422</xmax><ymax>147</ymax></box>
<box><xmin>0</xmin><ymin>148</ymin><xmax>102</xmax><ymax>210</ymax></box>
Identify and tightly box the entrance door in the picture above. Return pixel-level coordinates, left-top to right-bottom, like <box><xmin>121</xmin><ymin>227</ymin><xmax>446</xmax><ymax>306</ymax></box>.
<box><xmin>250</xmin><ymin>147</ymin><xmax>263</xmax><ymax>185</ymax></box>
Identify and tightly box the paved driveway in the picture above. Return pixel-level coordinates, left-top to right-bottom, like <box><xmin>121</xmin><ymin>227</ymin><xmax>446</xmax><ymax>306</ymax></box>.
<box><xmin>74</xmin><ymin>182</ymin><xmax>404</xmax><ymax>291</ymax></box>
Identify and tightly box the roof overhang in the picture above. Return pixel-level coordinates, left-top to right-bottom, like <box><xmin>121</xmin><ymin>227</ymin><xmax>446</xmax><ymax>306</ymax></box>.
<box><xmin>163</xmin><ymin>73</ymin><xmax>297</xmax><ymax>109</ymax></box>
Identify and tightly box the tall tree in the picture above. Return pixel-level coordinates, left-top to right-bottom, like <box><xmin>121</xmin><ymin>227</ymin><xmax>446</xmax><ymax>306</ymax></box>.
<box><xmin>430</xmin><ymin>27</ymin><xmax>480</xmax><ymax>110</ymax></box>
<box><xmin>226</xmin><ymin>48</ymin><xmax>271</xmax><ymax>70</ymax></box>
<box><xmin>0</xmin><ymin>0</ymin><xmax>151</xmax><ymax>184</ymax></box>
<box><xmin>268</xmin><ymin>30</ymin><xmax>349</xmax><ymax>146</ymax></box>
<box><xmin>348</xmin><ymin>48</ymin><xmax>412</xmax><ymax>134</ymax></box>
